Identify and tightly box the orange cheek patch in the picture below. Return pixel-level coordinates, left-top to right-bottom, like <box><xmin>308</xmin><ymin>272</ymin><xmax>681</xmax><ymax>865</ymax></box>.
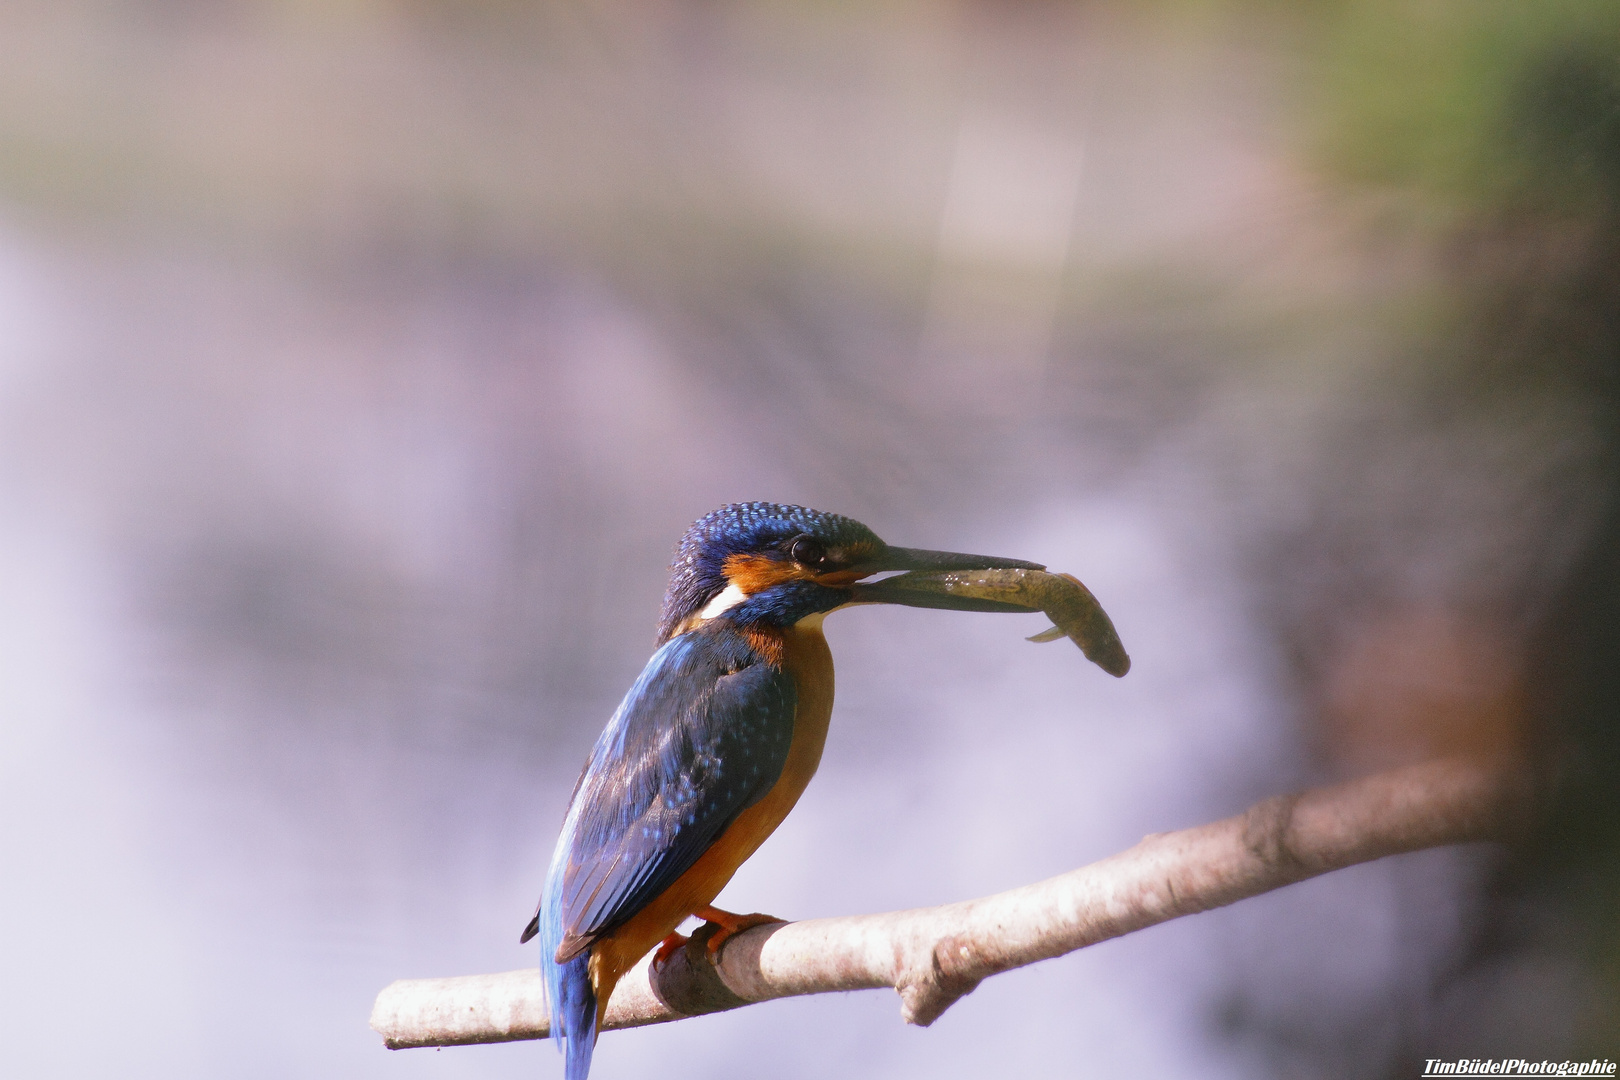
<box><xmin>722</xmin><ymin>552</ymin><xmax>808</xmax><ymax>593</ymax></box>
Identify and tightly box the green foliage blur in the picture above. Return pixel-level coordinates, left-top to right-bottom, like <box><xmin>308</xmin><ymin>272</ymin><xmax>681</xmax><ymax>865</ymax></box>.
<box><xmin>1308</xmin><ymin>0</ymin><xmax>1620</xmax><ymax>216</ymax></box>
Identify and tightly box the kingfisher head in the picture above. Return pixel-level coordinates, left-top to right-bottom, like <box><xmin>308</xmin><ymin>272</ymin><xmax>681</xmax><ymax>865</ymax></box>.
<box><xmin>656</xmin><ymin>502</ymin><xmax>1044</xmax><ymax>641</ymax></box>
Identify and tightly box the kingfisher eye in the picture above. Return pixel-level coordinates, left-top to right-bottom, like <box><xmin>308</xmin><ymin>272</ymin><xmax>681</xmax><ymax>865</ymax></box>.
<box><xmin>789</xmin><ymin>536</ymin><xmax>828</xmax><ymax>568</ymax></box>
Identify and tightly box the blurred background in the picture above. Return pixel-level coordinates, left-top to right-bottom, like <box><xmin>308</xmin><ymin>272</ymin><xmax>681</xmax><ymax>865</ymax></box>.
<box><xmin>0</xmin><ymin>1</ymin><xmax>1616</xmax><ymax>1077</ymax></box>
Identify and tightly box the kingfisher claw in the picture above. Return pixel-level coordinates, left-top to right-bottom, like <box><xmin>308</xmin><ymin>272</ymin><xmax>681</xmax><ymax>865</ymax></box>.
<box><xmin>650</xmin><ymin>930</ymin><xmax>690</xmax><ymax>972</ymax></box>
<box><xmin>693</xmin><ymin>905</ymin><xmax>782</xmax><ymax>962</ymax></box>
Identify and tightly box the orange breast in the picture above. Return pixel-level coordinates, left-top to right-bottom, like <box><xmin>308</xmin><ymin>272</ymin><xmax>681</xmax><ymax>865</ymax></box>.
<box><xmin>584</xmin><ymin>619</ymin><xmax>836</xmax><ymax>1019</ymax></box>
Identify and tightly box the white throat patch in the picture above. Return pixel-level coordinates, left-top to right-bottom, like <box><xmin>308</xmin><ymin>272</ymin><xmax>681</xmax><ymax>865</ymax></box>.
<box><xmin>697</xmin><ymin>581</ymin><xmax>748</xmax><ymax>621</ymax></box>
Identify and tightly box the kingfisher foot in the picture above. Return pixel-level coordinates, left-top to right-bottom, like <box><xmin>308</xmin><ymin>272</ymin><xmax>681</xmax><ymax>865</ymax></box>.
<box><xmin>693</xmin><ymin>905</ymin><xmax>783</xmax><ymax>963</ymax></box>
<box><xmin>650</xmin><ymin>930</ymin><xmax>690</xmax><ymax>972</ymax></box>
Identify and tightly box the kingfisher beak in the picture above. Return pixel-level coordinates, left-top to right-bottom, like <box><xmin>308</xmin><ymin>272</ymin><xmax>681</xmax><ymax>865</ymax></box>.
<box><xmin>868</xmin><ymin>546</ymin><xmax>1045</xmax><ymax>574</ymax></box>
<box><xmin>846</xmin><ymin>546</ymin><xmax>1046</xmax><ymax>613</ymax></box>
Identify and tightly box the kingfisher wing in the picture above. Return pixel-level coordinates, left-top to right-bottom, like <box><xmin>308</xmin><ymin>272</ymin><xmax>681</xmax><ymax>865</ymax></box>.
<box><xmin>551</xmin><ymin>628</ymin><xmax>796</xmax><ymax>958</ymax></box>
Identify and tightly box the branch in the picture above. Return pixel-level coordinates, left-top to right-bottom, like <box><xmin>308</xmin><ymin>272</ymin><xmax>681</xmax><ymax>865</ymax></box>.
<box><xmin>371</xmin><ymin>756</ymin><xmax>1528</xmax><ymax>1049</ymax></box>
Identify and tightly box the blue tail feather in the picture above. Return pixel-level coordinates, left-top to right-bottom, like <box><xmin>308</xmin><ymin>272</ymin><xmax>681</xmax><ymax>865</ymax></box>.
<box><xmin>545</xmin><ymin>952</ymin><xmax>597</xmax><ymax>1080</ymax></box>
<box><xmin>540</xmin><ymin>833</ymin><xmax>598</xmax><ymax>1079</ymax></box>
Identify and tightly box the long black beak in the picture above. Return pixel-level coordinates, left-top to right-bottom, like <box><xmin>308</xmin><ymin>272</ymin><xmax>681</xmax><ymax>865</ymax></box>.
<box><xmin>848</xmin><ymin>545</ymin><xmax>1046</xmax><ymax>613</ymax></box>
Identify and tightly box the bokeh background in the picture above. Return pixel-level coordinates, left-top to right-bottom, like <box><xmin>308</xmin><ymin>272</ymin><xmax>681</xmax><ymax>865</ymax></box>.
<box><xmin>1</xmin><ymin>2</ymin><xmax>1616</xmax><ymax>1077</ymax></box>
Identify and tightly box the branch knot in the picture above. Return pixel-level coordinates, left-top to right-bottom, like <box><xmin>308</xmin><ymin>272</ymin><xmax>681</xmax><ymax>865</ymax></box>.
<box><xmin>897</xmin><ymin>933</ymin><xmax>985</xmax><ymax>1027</ymax></box>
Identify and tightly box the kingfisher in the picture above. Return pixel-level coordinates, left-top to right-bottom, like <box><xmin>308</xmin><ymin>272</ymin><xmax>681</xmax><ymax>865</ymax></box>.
<box><xmin>522</xmin><ymin>502</ymin><xmax>1051</xmax><ymax>1079</ymax></box>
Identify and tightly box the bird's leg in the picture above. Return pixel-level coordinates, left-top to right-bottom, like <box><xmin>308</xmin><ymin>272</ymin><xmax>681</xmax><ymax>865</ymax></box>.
<box><xmin>649</xmin><ymin>930</ymin><xmax>690</xmax><ymax>972</ymax></box>
<box><xmin>693</xmin><ymin>905</ymin><xmax>783</xmax><ymax>962</ymax></box>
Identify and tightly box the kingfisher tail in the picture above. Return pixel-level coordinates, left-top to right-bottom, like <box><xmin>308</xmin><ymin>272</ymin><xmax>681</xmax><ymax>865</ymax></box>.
<box><xmin>538</xmin><ymin>825</ymin><xmax>599</xmax><ymax>1080</ymax></box>
<box><xmin>543</xmin><ymin>950</ymin><xmax>598</xmax><ymax>1080</ymax></box>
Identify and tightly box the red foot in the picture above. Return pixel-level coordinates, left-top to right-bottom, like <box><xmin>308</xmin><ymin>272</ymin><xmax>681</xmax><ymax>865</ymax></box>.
<box><xmin>650</xmin><ymin>930</ymin><xmax>689</xmax><ymax>972</ymax></box>
<box><xmin>693</xmin><ymin>905</ymin><xmax>783</xmax><ymax>962</ymax></box>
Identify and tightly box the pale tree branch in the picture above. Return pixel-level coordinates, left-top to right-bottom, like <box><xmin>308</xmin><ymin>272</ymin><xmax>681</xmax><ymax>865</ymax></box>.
<box><xmin>370</xmin><ymin>755</ymin><xmax>1530</xmax><ymax>1049</ymax></box>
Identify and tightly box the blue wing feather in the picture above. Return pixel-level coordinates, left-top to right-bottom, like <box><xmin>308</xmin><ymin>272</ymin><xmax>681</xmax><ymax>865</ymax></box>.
<box><xmin>543</xmin><ymin>621</ymin><xmax>796</xmax><ymax>960</ymax></box>
<box><xmin>532</xmin><ymin>621</ymin><xmax>795</xmax><ymax>1075</ymax></box>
